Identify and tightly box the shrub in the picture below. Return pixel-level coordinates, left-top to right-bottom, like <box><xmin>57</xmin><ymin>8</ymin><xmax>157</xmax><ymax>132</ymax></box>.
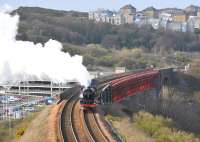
<box><xmin>15</xmin><ymin>127</ymin><xmax>26</xmax><ymax>138</ymax></box>
<box><xmin>106</xmin><ymin>115</ymin><xmax>121</xmax><ymax>122</ymax></box>
<box><xmin>134</xmin><ymin>111</ymin><xmax>200</xmax><ymax>142</ymax></box>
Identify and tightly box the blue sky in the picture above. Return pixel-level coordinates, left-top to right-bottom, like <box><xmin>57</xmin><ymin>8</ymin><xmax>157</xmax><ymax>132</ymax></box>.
<box><xmin>0</xmin><ymin>0</ymin><xmax>200</xmax><ymax>11</ymax></box>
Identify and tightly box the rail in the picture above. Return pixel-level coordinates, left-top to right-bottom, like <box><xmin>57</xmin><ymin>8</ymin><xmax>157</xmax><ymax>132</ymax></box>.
<box><xmin>83</xmin><ymin>109</ymin><xmax>109</xmax><ymax>142</ymax></box>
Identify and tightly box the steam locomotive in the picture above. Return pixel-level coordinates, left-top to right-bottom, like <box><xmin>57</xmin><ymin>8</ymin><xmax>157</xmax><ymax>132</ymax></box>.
<box><xmin>80</xmin><ymin>79</ymin><xmax>98</xmax><ymax>108</ymax></box>
<box><xmin>80</xmin><ymin>87</ymin><xmax>97</xmax><ymax>108</ymax></box>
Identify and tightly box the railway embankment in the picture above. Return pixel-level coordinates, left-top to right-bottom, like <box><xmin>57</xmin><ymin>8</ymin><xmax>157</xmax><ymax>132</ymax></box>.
<box><xmin>18</xmin><ymin>103</ymin><xmax>65</xmax><ymax>142</ymax></box>
<box><xmin>17</xmin><ymin>105</ymin><xmax>52</xmax><ymax>142</ymax></box>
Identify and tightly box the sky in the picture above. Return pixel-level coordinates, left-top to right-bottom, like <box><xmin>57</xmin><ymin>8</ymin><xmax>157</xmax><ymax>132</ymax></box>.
<box><xmin>0</xmin><ymin>0</ymin><xmax>200</xmax><ymax>12</ymax></box>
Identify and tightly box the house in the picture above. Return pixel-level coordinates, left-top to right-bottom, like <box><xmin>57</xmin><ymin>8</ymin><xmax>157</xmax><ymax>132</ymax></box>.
<box><xmin>113</xmin><ymin>13</ymin><xmax>125</xmax><ymax>25</ymax></box>
<box><xmin>184</xmin><ymin>5</ymin><xmax>200</xmax><ymax>16</ymax></box>
<box><xmin>197</xmin><ymin>10</ymin><xmax>200</xmax><ymax>17</ymax></box>
<box><xmin>160</xmin><ymin>8</ymin><xmax>183</xmax><ymax>15</ymax></box>
<box><xmin>172</xmin><ymin>12</ymin><xmax>187</xmax><ymax>22</ymax></box>
<box><xmin>120</xmin><ymin>4</ymin><xmax>136</xmax><ymax>24</ymax></box>
<box><xmin>143</xmin><ymin>7</ymin><xmax>158</xmax><ymax>18</ymax></box>
<box><xmin>166</xmin><ymin>21</ymin><xmax>183</xmax><ymax>32</ymax></box>
<box><xmin>181</xmin><ymin>22</ymin><xmax>188</xmax><ymax>32</ymax></box>
<box><xmin>187</xmin><ymin>16</ymin><xmax>200</xmax><ymax>32</ymax></box>
<box><xmin>88</xmin><ymin>4</ymin><xmax>200</xmax><ymax>32</ymax></box>
<box><xmin>148</xmin><ymin>18</ymin><xmax>160</xmax><ymax>29</ymax></box>
<box><xmin>88</xmin><ymin>4</ymin><xmax>136</xmax><ymax>25</ymax></box>
<box><xmin>88</xmin><ymin>9</ymin><xmax>113</xmax><ymax>23</ymax></box>
<box><xmin>135</xmin><ymin>12</ymin><xmax>145</xmax><ymax>20</ymax></box>
<box><xmin>88</xmin><ymin>11</ymin><xmax>94</xmax><ymax>20</ymax></box>
<box><xmin>159</xmin><ymin>12</ymin><xmax>173</xmax><ymax>21</ymax></box>
<box><xmin>159</xmin><ymin>8</ymin><xmax>187</xmax><ymax>22</ymax></box>
<box><xmin>120</xmin><ymin>4</ymin><xmax>136</xmax><ymax>15</ymax></box>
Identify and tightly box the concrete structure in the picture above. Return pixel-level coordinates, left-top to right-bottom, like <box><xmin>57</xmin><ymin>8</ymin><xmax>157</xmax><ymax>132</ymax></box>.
<box><xmin>0</xmin><ymin>80</ymin><xmax>75</xmax><ymax>97</ymax></box>
<box><xmin>159</xmin><ymin>67</ymin><xmax>174</xmax><ymax>87</ymax></box>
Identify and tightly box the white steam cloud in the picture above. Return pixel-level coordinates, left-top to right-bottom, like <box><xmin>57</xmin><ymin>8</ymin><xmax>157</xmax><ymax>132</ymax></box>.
<box><xmin>0</xmin><ymin>9</ymin><xmax>91</xmax><ymax>86</ymax></box>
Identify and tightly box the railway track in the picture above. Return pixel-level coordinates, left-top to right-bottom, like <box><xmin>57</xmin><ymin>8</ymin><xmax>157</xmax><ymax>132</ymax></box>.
<box><xmin>59</xmin><ymin>91</ymin><xmax>117</xmax><ymax>142</ymax></box>
<box><xmin>59</xmin><ymin>72</ymin><xmax>133</xmax><ymax>142</ymax></box>
<box><xmin>60</xmin><ymin>94</ymin><xmax>78</xmax><ymax>142</ymax></box>
<box><xmin>83</xmin><ymin>109</ymin><xmax>109</xmax><ymax>142</ymax></box>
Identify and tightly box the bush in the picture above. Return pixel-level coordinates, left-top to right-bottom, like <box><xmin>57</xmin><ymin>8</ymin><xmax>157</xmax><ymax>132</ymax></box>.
<box><xmin>134</xmin><ymin>111</ymin><xmax>200</xmax><ymax>142</ymax></box>
<box><xmin>15</xmin><ymin>127</ymin><xmax>26</xmax><ymax>138</ymax></box>
<box><xmin>175</xmin><ymin>52</ymin><xmax>190</xmax><ymax>63</ymax></box>
<box><xmin>106</xmin><ymin>115</ymin><xmax>121</xmax><ymax>122</ymax></box>
<box><xmin>98</xmin><ymin>55</ymin><xmax>117</xmax><ymax>67</ymax></box>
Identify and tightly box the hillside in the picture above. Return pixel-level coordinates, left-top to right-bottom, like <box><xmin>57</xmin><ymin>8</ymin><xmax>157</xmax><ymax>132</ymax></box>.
<box><xmin>12</xmin><ymin>7</ymin><xmax>89</xmax><ymax>44</ymax></box>
<box><xmin>11</xmin><ymin>7</ymin><xmax>200</xmax><ymax>51</ymax></box>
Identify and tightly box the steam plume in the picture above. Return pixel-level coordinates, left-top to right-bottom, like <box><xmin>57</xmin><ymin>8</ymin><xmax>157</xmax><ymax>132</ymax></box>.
<box><xmin>0</xmin><ymin>8</ymin><xmax>91</xmax><ymax>86</ymax></box>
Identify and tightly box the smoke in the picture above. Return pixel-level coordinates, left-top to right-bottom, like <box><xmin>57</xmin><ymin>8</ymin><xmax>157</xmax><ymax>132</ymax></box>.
<box><xmin>0</xmin><ymin>4</ymin><xmax>13</xmax><ymax>13</ymax></box>
<box><xmin>0</xmin><ymin>8</ymin><xmax>91</xmax><ymax>87</ymax></box>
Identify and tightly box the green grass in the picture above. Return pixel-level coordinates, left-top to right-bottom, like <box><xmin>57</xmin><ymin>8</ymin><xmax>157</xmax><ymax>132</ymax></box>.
<box><xmin>106</xmin><ymin>111</ymin><xmax>200</xmax><ymax>142</ymax></box>
<box><xmin>106</xmin><ymin>114</ymin><xmax>121</xmax><ymax>122</ymax></box>
<box><xmin>106</xmin><ymin>114</ymin><xmax>155</xmax><ymax>142</ymax></box>
<box><xmin>0</xmin><ymin>111</ymin><xmax>40</xmax><ymax>142</ymax></box>
<box><xmin>134</xmin><ymin>111</ymin><xmax>200</xmax><ymax>142</ymax></box>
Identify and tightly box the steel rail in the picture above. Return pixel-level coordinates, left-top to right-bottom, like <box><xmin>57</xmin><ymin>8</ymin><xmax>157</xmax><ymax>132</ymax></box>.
<box><xmin>83</xmin><ymin>110</ymin><xmax>109</xmax><ymax>142</ymax></box>
<box><xmin>72</xmin><ymin>100</ymin><xmax>94</xmax><ymax>142</ymax></box>
<box><xmin>80</xmin><ymin>109</ymin><xmax>96</xmax><ymax>142</ymax></box>
<box><xmin>60</xmin><ymin>88</ymin><xmax>81</xmax><ymax>142</ymax></box>
<box><xmin>61</xmin><ymin>95</ymin><xmax>78</xmax><ymax>142</ymax></box>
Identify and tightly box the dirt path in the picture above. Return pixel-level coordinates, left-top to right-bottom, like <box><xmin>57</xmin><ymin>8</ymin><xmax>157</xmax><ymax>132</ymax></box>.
<box><xmin>17</xmin><ymin>105</ymin><xmax>53</xmax><ymax>142</ymax></box>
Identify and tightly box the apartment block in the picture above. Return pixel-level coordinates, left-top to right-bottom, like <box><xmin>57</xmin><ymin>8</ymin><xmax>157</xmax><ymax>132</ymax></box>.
<box><xmin>89</xmin><ymin>4</ymin><xmax>136</xmax><ymax>25</ymax></box>
<box><xmin>88</xmin><ymin>4</ymin><xmax>200</xmax><ymax>33</ymax></box>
